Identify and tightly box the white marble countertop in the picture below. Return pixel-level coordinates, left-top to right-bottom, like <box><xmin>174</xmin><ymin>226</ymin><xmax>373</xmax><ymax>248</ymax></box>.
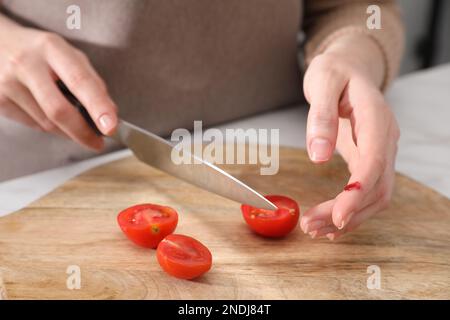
<box><xmin>1</xmin><ymin>64</ymin><xmax>449</xmax><ymax>217</ymax></box>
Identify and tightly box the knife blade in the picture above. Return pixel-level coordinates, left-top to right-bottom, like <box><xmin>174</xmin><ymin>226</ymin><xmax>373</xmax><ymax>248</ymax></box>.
<box><xmin>58</xmin><ymin>81</ymin><xmax>277</xmax><ymax>210</ymax></box>
<box><xmin>113</xmin><ymin>120</ymin><xmax>277</xmax><ymax>210</ymax></box>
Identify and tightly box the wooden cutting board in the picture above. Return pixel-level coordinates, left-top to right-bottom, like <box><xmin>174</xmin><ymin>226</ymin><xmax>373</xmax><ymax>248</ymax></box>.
<box><xmin>0</xmin><ymin>146</ymin><xmax>449</xmax><ymax>299</ymax></box>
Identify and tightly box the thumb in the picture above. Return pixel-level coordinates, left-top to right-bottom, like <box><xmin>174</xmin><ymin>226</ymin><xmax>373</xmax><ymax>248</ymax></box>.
<box><xmin>306</xmin><ymin>105</ymin><xmax>338</xmax><ymax>163</ymax></box>
<box><xmin>304</xmin><ymin>66</ymin><xmax>347</xmax><ymax>163</ymax></box>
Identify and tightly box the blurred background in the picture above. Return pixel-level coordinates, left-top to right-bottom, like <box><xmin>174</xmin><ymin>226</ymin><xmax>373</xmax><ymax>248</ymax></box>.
<box><xmin>399</xmin><ymin>0</ymin><xmax>450</xmax><ymax>74</ymax></box>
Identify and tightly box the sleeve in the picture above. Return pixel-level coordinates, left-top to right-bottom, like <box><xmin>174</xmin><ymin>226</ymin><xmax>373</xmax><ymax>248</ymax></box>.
<box><xmin>303</xmin><ymin>0</ymin><xmax>405</xmax><ymax>89</ymax></box>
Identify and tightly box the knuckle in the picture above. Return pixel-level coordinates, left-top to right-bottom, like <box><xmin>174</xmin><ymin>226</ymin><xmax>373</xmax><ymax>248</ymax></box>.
<box><xmin>313</xmin><ymin>55</ymin><xmax>342</xmax><ymax>76</ymax></box>
<box><xmin>305</xmin><ymin>54</ymin><xmax>346</xmax><ymax>102</ymax></box>
<box><xmin>42</xmin><ymin>121</ymin><xmax>57</xmax><ymax>132</ymax></box>
<box><xmin>67</xmin><ymin>69</ymin><xmax>91</xmax><ymax>87</ymax></box>
<box><xmin>311</xmin><ymin>54</ymin><xmax>334</xmax><ymax>70</ymax></box>
<box><xmin>75</xmin><ymin>126</ymin><xmax>96</xmax><ymax>145</ymax></box>
<box><xmin>74</xmin><ymin>49</ymin><xmax>89</xmax><ymax>63</ymax></box>
<box><xmin>38</xmin><ymin>32</ymin><xmax>63</xmax><ymax>49</ymax></box>
<box><xmin>0</xmin><ymin>94</ymin><xmax>8</xmax><ymax>106</ymax></box>
<box><xmin>0</xmin><ymin>73</ymin><xmax>11</xmax><ymax>87</ymax></box>
<box><xmin>7</xmin><ymin>51</ymin><xmax>30</xmax><ymax>69</ymax></box>
<box><xmin>80</xmin><ymin>129</ymin><xmax>95</xmax><ymax>142</ymax></box>
<box><xmin>371</xmin><ymin>155</ymin><xmax>387</xmax><ymax>173</ymax></box>
<box><xmin>309</xmin><ymin>109</ymin><xmax>338</xmax><ymax>128</ymax></box>
<box><xmin>44</xmin><ymin>99</ymin><xmax>68</xmax><ymax>122</ymax></box>
<box><xmin>306</xmin><ymin>55</ymin><xmax>330</xmax><ymax>79</ymax></box>
<box><xmin>323</xmin><ymin>64</ymin><xmax>341</xmax><ymax>81</ymax></box>
<box><xmin>47</xmin><ymin>107</ymin><xmax>66</xmax><ymax>122</ymax></box>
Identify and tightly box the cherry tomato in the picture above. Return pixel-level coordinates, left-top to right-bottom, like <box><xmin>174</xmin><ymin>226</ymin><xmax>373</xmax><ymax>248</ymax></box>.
<box><xmin>157</xmin><ymin>234</ymin><xmax>212</xmax><ymax>280</ymax></box>
<box><xmin>117</xmin><ymin>203</ymin><xmax>178</xmax><ymax>248</ymax></box>
<box><xmin>241</xmin><ymin>195</ymin><xmax>300</xmax><ymax>238</ymax></box>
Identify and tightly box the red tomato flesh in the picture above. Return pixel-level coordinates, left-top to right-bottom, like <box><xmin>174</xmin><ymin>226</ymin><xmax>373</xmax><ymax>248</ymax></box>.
<box><xmin>117</xmin><ymin>203</ymin><xmax>178</xmax><ymax>248</ymax></box>
<box><xmin>241</xmin><ymin>195</ymin><xmax>300</xmax><ymax>238</ymax></box>
<box><xmin>157</xmin><ymin>234</ymin><xmax>212</xmax><ymax>280</ymax></box>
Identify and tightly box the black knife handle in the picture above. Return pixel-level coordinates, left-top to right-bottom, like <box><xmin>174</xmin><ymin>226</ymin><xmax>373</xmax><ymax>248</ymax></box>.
<box><xmin>57</xmin><ymin>80</ymin><xmax>103</xmax><ymax>136</ymax></box>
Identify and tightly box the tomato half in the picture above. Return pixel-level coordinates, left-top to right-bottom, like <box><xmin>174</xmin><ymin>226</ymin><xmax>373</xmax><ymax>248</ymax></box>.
<box><xmin>241</xmin><ymin>195</ymin><xmax>300</xmax><ymax>238</ymax></box>
<box><xmin>117</xmin><ymin>203</ymin><xmax>178</xmax><ymax>248</ymax></box>
<box><xmin>157</xmin><ymin>234</ymin><xmax>212</xmax><ymax>280</ymax></box>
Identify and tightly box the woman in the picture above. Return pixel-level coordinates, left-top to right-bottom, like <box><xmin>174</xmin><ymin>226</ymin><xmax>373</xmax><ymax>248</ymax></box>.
<box><xmin>0</xmin><ymin>0</ymin><xmax>404</xmax><ymax>240</ymax></box>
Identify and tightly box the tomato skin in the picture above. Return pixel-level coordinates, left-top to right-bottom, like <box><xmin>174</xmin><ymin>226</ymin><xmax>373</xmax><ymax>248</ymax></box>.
<box><xmin>117</xmin><ymin>203</ymin><xmax>178</xmax><ymax>248</ymax></box>
<box><xmin>157</xmin><ymin>234</ymin><xmax>212</xmax><ymax>280</ymax></box>
<box><xmin>241</xmin><ymin>195</ymin><xmax>300</xmax><ymax>238</ymax></box>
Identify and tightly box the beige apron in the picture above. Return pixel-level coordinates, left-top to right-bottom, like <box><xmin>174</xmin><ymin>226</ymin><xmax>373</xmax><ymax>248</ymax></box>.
<box><xmin>0</xmin><ymin>0</ymin><xmax>303</xmax><ymax>181</ymax></box>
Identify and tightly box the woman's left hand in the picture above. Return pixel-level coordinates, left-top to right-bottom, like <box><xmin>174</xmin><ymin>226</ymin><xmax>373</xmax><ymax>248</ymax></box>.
<box><xmin>300</xmin><ymin>35</ymin><xmax>400</xmax><ymax>240</ymax></box>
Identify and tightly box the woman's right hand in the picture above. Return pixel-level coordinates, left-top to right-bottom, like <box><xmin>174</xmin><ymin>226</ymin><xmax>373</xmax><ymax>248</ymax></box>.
<box><xmin>0</xmin><ymin>15</ymin><xmax>117</xmax><ymax>150</ymax></box>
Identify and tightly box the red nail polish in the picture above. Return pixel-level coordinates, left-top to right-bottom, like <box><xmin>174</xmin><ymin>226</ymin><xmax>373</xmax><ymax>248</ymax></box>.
<box><xmin>344</xmin><ymin>181</ymin><xmax>362</xmax><ymax>191</ymax></box>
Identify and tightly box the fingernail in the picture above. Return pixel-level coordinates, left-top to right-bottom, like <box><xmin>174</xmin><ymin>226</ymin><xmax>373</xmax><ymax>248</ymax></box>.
<box><xmin>326</xmin><ymin>233</ymin><xmax>335</xmax><ymax>241</ymax></box>
<box><xmin>99</xmin><ymin>114</ymin><xmax>114</xmax><ymax>133</ymax></box>
<box><xmin>305</xmin><ymin>220</ymin><xmax>326</xmax><ymax>233</ymax></box>
<box><xmin>309</xmin><ymin>231</ymin><xmax>318</xmax><ymax>239</ymax></box>
<box><xmin>310</xmin><ymin>138</ymin><xmax>331</xmax><ymax>162</ymax></box>
<box><xmin>338</xmin><ymin>212</ymin><xmax>354</xmax><ymax>230</ymax></box>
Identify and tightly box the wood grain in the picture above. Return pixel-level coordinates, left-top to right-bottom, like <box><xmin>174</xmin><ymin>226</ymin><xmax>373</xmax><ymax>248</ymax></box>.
<box><xmin>0</xmin><ymin>147</ymin><xmax>449</xmax><ymax>299</ymax></box>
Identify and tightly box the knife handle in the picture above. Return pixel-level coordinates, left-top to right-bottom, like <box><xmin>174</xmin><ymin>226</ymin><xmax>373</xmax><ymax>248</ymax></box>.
<box><xmin>57</xmin><ymin>80</ymin><xmax>103</xmax><ymax>136</ymax></box>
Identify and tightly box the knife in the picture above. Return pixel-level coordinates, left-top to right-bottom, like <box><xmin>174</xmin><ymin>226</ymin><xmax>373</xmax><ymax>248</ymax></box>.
<box><xmin>58</xmin><ymin>81</ymin><xmax>277</xmax><ymax>210</ymax></box>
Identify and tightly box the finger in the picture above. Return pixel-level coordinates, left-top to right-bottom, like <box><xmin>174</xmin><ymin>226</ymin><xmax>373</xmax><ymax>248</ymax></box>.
<box><xmin>302</xmin><ymin>169</ymin><xmax>386</xmax><ymax>235</ymax></box>
<box><xmin>331</xmin><ymin>161</ymin><xmax>382</xmax><ymax>230</ymax></box>
<box><xmin>44</xmin><ymin>37</ymin><xmax>118</xmax><ymax>135</ymax></box>
<box><xmin>334</xmin><ymin>135</ymin><xmax>397</xmax><ymax>233</ymax></box>
<box><xmin>325</xmin><ymin>197</ymin><xmax>389</xmax><ymax>240</ymax></box>
<box><xmin>0</xmin><ymin>96</ymin><xmax>40</xmax><ymax>129</ymax></box>
<box><xmin>309</xmin><ymin>225</ymin><xmax>338</xmax><ymax>239</ymax></box>
<box><xmin>300</xmin><ymin>199</ymin><xmax>335</xmax><ymax>233</ymax></box>
<box><xmin>331</xmin><ymin>96</ymin><xmax>391</xmax><ymax>229</ymax></box>
<box><xmin>304</xmin><ymin>58</ymin><xmax>348</xmax><ymax>163</ymax></box>
<box><xmin>328</xmin><ymin>182</ymin><xmax>394</xmax><ymax>241</ymax></box>
<box><xmin>302</xmin><ymin>184</ymin><xmax>381</xmax><ymax>236</ymax></box>
<box><xmin>306</xmin><ymin>153</ymin><xmax>396</xmax><ymax>240</ymax></box>
<box><xmin>303</xmin><ymin>138</ymin><xmax>395</xmax><ymax>236</ymax></box>
<box><xmin>18</xmin><ymin>64</ymin><xmax>104</xmax><ymax>150</ymax></box>
<box><xmin>312</xmin><ymin>200</ymin><xmax>381</xmax><ymax>241</ymax></box>
<box><xmin>336</xmin><ymin>118</ymin><xmax>358</xmax><ymax>167</ymax></box>
<box><xmin>301</xmin><ymin>168</ymin><xmax>388</xmax><ymax>235</ymax></box>
<box><xmin>2</xmin><ymin>79</ymin><xmax>66</xmax><ymax>135</ymax></box>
